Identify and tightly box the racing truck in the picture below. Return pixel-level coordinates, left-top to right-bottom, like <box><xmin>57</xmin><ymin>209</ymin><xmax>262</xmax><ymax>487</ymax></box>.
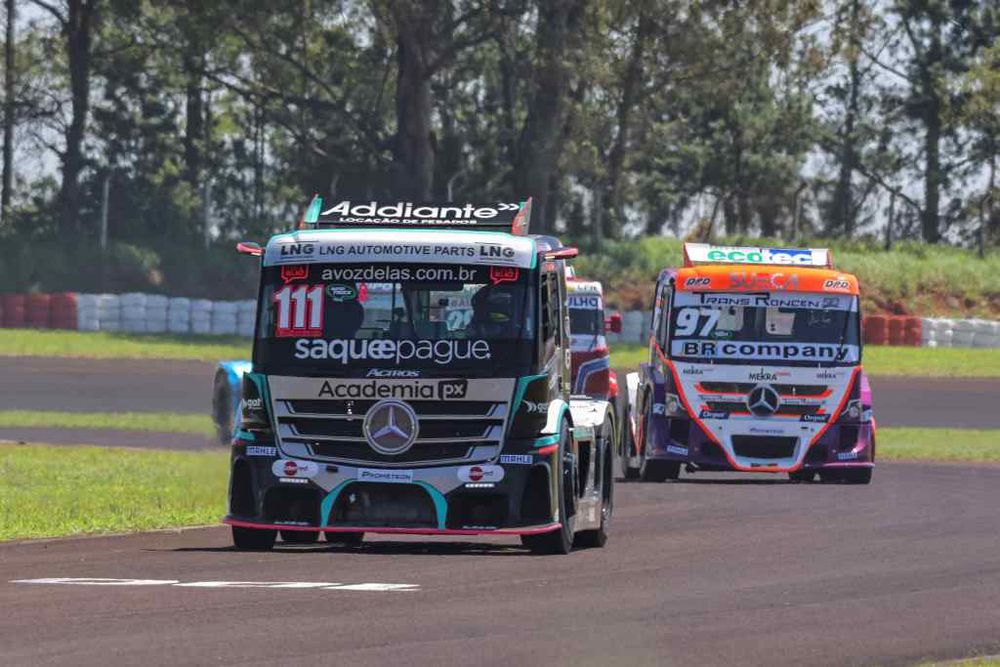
<box><xmin>221</xmin><ymin>197</ymin><xmax>616</xmax><ymax>554</ymax></box>
<box><xmin>624</xmin><ymin>243</ymin><xmax>874</xmax><ymax>484</ymax></box>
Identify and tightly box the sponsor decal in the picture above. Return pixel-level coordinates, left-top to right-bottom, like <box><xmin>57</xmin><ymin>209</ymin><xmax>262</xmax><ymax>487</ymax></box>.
<box><xmin>748</xmin><ymin>427</ymin><xmax>785</xmax><ymax>435</ymax></box>
<box><xmin>321</xmin><ymin>265</ymin><xmax>477</xmax><ymax>283</ymax></box>
<box><xmin>748</xmin><ymin>370</ymin><xmax>778</xmax><ymax>382</ymax></box>
<box><xmin>652</xmin><ymin>403</ymin><xmax>666</xmax><ymax>415</ymax></box>
<box><xmin>672</xmin><ymin>339</ymin><xmax>859</xmax><ymax>363</ymax></box>
<box><xmin>666</xmin><ymin>445</ymin><xmax>689</xmax><ymax>456</ymax></box>
<box><xmin>317</xmin><ymin>379</ymin><xmax>466</xmax><ymax>401</ymax></box>
<box><xmin>240</xmin><ymin>397</ymin><xmax>264</xmax><ymax>411</ymax></box>
<box><xmin>837</xmin><ymin>451</ymin><xmax>860</xmax><ymax>461</ymax></box>
<box><xmin>295</xmin><ymin>338</ymin><xmax>491</xmax><ymax>365</ymax></box>
<box><xmin>686</xmin><ymin>244</ymin><xmax>829</xmax><ymax>267</ymax></box>
<box><xmin>357</xmin><ymin>468</ymin><xmax>414</xmax><ymax>484</ymax></box>
<box><xmin>746</xmin><ymin>385</ymin><xmax>781</xmax><ymax>417</ymax></box>
<box><xmin>816</xmin><ymin>370</ymin><xmax>839</xmax><ymax>380</ymax></box>
<box><xmin>366</xmin><ymin>369</ymin><xmax>421</xmax><ymax>378</ymax></box>
<box><xmin>568</xmin><ymin>294</ymin><xmax>602</xmax><ymax>309</ymax></box>
<box><xmin>478</xmin><ymin>244</ymin><xmax>517</xmax><ymax>263</ymax></box>
<box><xmin>279</xmin><ymin>478</ymin><xmax>309</xmax><ymax>484</ymax></box>
<box><xmin>489</xmin><ymin>266</ymin><xmax>520</xmax><ymax>285</ymax></box>
<box><xmin>729</xmin><ymin>271</ymin><xmax>800</xmax><ymax>290</ymax></box>
<box><xmin>684</xmin><ymin>276</ymin><xmax>711</xmax><ymax>288</ymax></box>
<box><xmin>699</xmin><ymin>409</ymin><xmax>729</xmax><ymax>420</ymax></box>
<box><xmin>321</xmin><ymin>200</ymin><xmax>519</xmax><ymax>223</ymax></box>
<box><xmin>521</xmin><ymin>400</ymin><xmax>549</xmax><ymax>414</ymax></box>
<box><xmin>246</xmin><ymin>446</ymin><xmax>277</xmax><ymax>457</ymax></box>
<box><xmin>688</xmin><ymin>292</ymin><xmax>855</xmax><ymax>311</ymax></box>
<box><xmin>823</xmin><ymin>279</ymin><xmax>851</xmax><ymax>291</ymax></box>
<box><xmin>800</xmin><ymin>414</ymin><xmax>830</xmax><ymax>423</ymax></box>
<box><xmin>499</xmin><ymin>454</ymin><xmax>532</xmax><ymax>465</ymax></box>
<box><xmin>458</xmin><ymin>465</ymin><xmax>505</xmax><ymax>483</ymax></box>
<box><xmin>272</xmin><ymin>459</ymin><xmax>319</xmax><ymax>479</ymax></box>
<box><xmin>681</xmin><ymin>366</ymin><xmax>705</xmax><ymax>376</ymax></box>
<box><xmin>281</xmin><ymin>265</ymin><xmax>309</xmax><ymax>283</ymax></box>
<box><xmin>325</xmin><ymin>283</ymin><xmax>358</xmax><ymax>302</ymax></box>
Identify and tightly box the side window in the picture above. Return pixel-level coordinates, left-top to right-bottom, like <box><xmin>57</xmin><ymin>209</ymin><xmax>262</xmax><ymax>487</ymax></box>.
<box><xmin>651</xmin><ymin>282</ymin><xmax>664</xmax><ymax>334</ymax></box>
<box><xmin>540</xmin><ymin>273</ymin><xmax>553</xmax><ymax>341</ymax></box>
<box><xmin>657</xmin><ymin>284</ymin><xmax>673</xmax><ymax>347</ymax></box>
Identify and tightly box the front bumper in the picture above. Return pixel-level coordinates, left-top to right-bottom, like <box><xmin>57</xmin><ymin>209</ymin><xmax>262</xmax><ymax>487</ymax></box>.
<box><xmin>225</xmin><ymin>439</ymin><xmax>561</xmax><ymax>535</ymax></box>
<box><xmin>645</xmin><ymin>417</ymin><xmax>875</xmax><ymax>473</ymax></box>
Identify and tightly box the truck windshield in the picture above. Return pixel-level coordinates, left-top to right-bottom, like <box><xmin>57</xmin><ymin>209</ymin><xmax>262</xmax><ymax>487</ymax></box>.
<box><xmin>668</xmin><ymin>291</ymin><xmax>860</xmax><ymax>365</ymax></box>
<box><xmin>254</xmin><ymin>262</ymin><xmax>535</xmax><ymax>375</ymax></box>
<box><xmin>569</xmin><ymin>308</ymin><xmax>603</xmax><ymax>336</ymax></box>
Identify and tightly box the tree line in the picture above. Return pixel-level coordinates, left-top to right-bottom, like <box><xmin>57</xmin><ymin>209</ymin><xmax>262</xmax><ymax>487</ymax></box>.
<box><xmin>0</xmin><ymin>0</ymin><xmax>996</xmax><ymax>251</ymax></box>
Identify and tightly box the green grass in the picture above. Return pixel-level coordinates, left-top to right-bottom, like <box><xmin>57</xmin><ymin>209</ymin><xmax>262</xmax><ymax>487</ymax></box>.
<box><xmin>879</xmin><ymin>428</ymin><xmax>1000</xmax><ymax>463</ymax></box>
<box><xmin>609</xmin><ymin>343</ymin><xmax>1000</xmax><ymax>377</ymax></box>
<box><xmin>0</xmin><ymin>444</ymin><xmax>228</xmax><ymax>541</ymax></box>
<box><xmin>0</xmin><ymin>410</ymin><xmax>214</xmax><ymax>436</ymax></box>
<box><xmin>0</xmin><ymin>329</ymin><xmax>249</xmax><ymax>361</ymax></box>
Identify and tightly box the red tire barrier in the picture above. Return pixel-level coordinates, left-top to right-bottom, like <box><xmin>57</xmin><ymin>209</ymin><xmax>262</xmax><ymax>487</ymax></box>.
<box><xmin>1</xmin><ymin>294</ymin><xmax>25</xmax><ymax>328</ymax></box>
<box><xmin>49</xmin><ymin>292</ymin><xmax>77</xmax><ymax>330</ymax></box>
<box><xmin>864</xmin><ymin>315</ymin><xmax>888</xmax><ymax>345</ymax></box>
<box><xmin>887</xmin><ymin>316</ymin><xmax>906</xmax><ymax>346</ymax></box>
<box><xmin>26</xmin><ymin>292</ymin><xmax>51</xmax><ymax>328</ymax></box>
<box><xmin>902</xmin><ymin>316</ymin><xmax>922</xmax><ymax>347</ymax></box>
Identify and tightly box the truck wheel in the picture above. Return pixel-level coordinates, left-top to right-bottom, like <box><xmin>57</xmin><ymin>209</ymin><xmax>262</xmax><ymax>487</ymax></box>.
<box><xmin>576</xmin><ymin>417</ymin><xmax>614</xmax><ymax>549</ymax></box>
<box><xmin>280</xmin><ymin>530</ymin><xmax>319</xmax><ymax>544</ymax></box>
<box><xmin>641</xmin><ymin>459</ymin><xmax>680</xmax><ymax>482</ymax></box>
<box><xmin>788</xmin><ymin>470</ymin><xmax>815</xmax><ymax>483</ymax></box>
<box><xmin>819</xmin><ymin>468</ymin><xmax>873</xmax><ymax>484</ymax></box>
<box><xmin>231</xmin><ymin>526</ymin><xmax>276</xmax><ymax>551</ymax></box>
<box><xmin>325</xmin><ymin>531</ymin><xmax>365</xmax><ymax>546</ymax></box>
<box><xmin>212</xmin><ymin>371</ymin><xmax>234</xmax><ymax>445</ymax></box>
<box><xmin>522</xmin><ymin>425</ymin><xmax>574</xmax><ymax>555</ymax></box>
<box><xmin>620</xmin><ymin>402</ymin><xmax>640</xmax><ymax>480</ymax></box>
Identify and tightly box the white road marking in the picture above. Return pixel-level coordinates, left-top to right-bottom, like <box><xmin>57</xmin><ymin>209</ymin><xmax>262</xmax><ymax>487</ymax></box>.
<box><xmin>10</xmin><ymin>577</ymin><xmax>419</xmax><ymax>591</ymax></box>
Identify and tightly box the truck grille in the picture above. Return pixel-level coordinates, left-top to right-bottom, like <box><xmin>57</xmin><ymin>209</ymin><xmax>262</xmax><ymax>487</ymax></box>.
<box><xmin>731</xmin><ymin>435</ymin><xmax>798</xmax><ymax>459</ymax></box>
<box><xmin>698</xmin><ymin>382</ymin><xmax>830</xmax><ymax>397</ymax></box>
<box><xmin>273</xmin><ymin>398</ymin><xmax>507</xmax><ymax>467</ymax></box>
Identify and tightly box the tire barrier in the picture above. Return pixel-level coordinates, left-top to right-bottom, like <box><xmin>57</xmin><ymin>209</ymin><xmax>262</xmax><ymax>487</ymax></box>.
<box><xmin>1</xmin><ymin>293</ymin><xmax>998</xmax><ymax>347</ymax></box>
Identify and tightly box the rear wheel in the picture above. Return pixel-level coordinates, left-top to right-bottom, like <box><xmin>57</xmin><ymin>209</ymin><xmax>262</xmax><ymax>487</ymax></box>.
<box><xmin>231</xmin><ymin>526</ymin><xmax>276</xmax><ymax>551</ymax></box>
<box><xmin>212</xmin><ymin>371</ymin><xmax>234</xmax><ymax>445</ymax></box>
<box><xmin>324</xmin><ymin>531</ymin><xmax>365</xmax><ymax>545</ymax></box>
<box><xmin>576</xmin><ymin>417</ymin><xmax>614</xmax><ymax>549</ymax></box>
<box><xmin>620</xmin><ymin>402</ymin><xmax>640</xmax><ymax>480</ymax></box>
<box><xmin>522</xmin><ymin>424</ymin><xmax>574</xmax><ymax>555</ymax></box>
<box><xmin>280</xmin><ymin>529</ymin><xmax>319</xmax><ymax>544</ymax></box>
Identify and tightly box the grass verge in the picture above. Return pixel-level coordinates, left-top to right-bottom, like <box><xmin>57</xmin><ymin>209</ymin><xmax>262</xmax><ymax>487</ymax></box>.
<box><xmin>878</xmin><ymin>428</ymin><xmax>1000</xmax><ymax>463</ymax></box>
<box><xmin>0</xmin><ymin>444</ymin><xmax>228</xmax><ymax>541</ymax></box>
<box><xmin>0</xmin><ymin>329</ymin><xmax>249</xmax><ymax>361</ymax></box>
<box><xmin>609</xmin><ymin>343</ymin><xmax>1000</xmax><ymax>377</ymax></box>
<box><xmin>0</xmin><ymin>411</ymin><xmax>214</xmax><ymax>436</ymax></box>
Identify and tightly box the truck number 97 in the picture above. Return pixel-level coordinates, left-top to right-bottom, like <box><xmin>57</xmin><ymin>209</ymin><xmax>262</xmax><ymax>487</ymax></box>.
<box><xmin>674</xmin><ymin>307</ymin><xmax>719</xmax><ymax>337</ymax></box>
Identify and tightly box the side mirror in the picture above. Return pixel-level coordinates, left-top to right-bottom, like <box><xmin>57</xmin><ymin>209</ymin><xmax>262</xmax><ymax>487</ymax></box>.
<box><xmin>236</xmin><ymin>241</ymin><xmax>263</xmax><ymax>256</ymax></box>
<box><xmin>606</xmin><ymin>312</ymin><xmax>623</xmax><ymax>334</ymax></box>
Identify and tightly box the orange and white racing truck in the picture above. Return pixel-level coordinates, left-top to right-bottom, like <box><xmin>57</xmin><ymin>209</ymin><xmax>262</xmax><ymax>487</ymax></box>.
<box><xmin>624</xmin><ymin>243</ymin><xmax>875</xmax><ymax>483</ymax></box>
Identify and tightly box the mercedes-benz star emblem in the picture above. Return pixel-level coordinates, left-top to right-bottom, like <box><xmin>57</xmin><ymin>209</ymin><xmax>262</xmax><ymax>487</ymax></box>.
<box><xmin>746</xmin><ymin>384</ymin><xmax>780</xmax><ymax>417</ymax></box>
<box><xmin>363</xmin><ymin>399</ymin><xmax>419</xmax><ymax>455</ymax></box>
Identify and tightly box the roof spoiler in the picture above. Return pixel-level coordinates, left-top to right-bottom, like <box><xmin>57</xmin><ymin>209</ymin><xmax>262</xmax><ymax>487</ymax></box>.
<box><xmin>298</xmin><ymin>196</ymin><xmax>532</xmax><ymax>235</ymax></box>
<box><xmin>683</xmin><ymin>242</ymin><xmax>833</xmax><ymax>268</ymax></box>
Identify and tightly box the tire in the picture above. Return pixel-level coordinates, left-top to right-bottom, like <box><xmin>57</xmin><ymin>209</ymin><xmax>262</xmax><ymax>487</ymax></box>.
<box><xmin>231</xmin><ymin>525</ymin><xmax>276</xmax><ymax>551</ymax></box>
<box><xmin>640</xmin><ymin>459</ymin><xmax>680</xmax><ymax>482</ymax></box>
<box><xmin>576</xmin><ymin>417</ymin><xmax>614</xmax><ymax>549</ymax></box>
<box><xmin>620</xmin><ymin>402</ymin><xmax>640</xmax><ymax>480</ymax></box>
<box><xmin>324</xmin><ymin>531</ymin><xmax>365</xmax><ymax>545</ymax></box>
<box><xmin>788</xmin><ymin>470</ymin><xmax>815</xmax><ymax>483</ymax></box>
<box><xmin>212</xmin><ymin>371</ymin><xmax>234</xmax><ymax>445</ymax></box>
<box><xmin>522</xmin><ymin>424</ymin><xmax>574</xmax><ymax>555</ymax></box>
<box><xmin>280</xmin><ymin>529</ymin><xmax>319</xmax><ymax>544</ymax></box>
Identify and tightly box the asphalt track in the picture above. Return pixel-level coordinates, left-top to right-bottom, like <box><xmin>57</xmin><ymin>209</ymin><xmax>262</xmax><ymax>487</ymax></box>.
<box><xmin>3</xmin><ymin>461</ymin><xmax>1000</xmax><ymax>665</ymax></box>
<box><xmin>1</xmin><ymin>358</ymin><xmax>997</xmax><ymax>436</ymax></box>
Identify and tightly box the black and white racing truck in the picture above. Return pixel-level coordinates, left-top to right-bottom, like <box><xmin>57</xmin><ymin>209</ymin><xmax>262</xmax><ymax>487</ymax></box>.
<box><xmin>224</xmin><ymin>198</ymin><xmax>615</xmax><ymax>554</ymax></box>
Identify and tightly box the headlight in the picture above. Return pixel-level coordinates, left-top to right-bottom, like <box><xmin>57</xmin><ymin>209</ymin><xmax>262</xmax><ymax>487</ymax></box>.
<box><xmin>665</xmin><ymin>393</ymin><xmax>681</xmax><ymax>415</ymax></box>
<box><xmin>239</xmin><ymin>375</ymin><xmax>272</xmax><ymax>433</ymax></box>
<box><xmin>842</xmin><ymin>399</ymin><xmax>863</xmax><ymax>422</ymax></box>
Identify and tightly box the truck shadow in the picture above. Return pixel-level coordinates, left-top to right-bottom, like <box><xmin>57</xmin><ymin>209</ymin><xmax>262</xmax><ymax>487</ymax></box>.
<box><xmin>167</xmin><ymin>541</ymin><xmax>532</xmax><ymax>556</ymax></box>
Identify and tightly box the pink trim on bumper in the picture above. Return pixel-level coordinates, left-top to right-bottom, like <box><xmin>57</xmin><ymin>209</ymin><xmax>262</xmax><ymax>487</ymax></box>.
<box><xmin>223</xmin><ymin>517</ymin><xmax>562</xmax><ymax>537</ymax></box>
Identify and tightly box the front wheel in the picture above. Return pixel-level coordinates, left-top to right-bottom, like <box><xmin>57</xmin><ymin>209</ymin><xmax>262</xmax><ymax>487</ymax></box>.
<box><xmin>576</xmin><ymin>417</ymin><xmax>614</xmax><ymax>549</ymax></box>
<box><xmin>522</xmin><ymin>424</ymin><xmax>574</xmax><ymax>555</ymax></box>
<box><xmin>212</xmin><ymin>371</ymin><xmax>234</xmax><ymax>445</ymax></box>
<box><xmin>325</xmin><ymin>531</ymin><xmax>365</xmax><ymax>546</ymax></box>
<box><xmin>820</xmin><ymin>468</ymin><xmax>873</xmax><ymax>485</ymax></box>
<box><xmin>640</xmin><ymin>459</ymin><xmax>680</xmax><ymax>482</ymax></box>
<box><xmin>232</xmin><ymin>526</ymin><xmax>276</xmax><ymax>551</ymax></box>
